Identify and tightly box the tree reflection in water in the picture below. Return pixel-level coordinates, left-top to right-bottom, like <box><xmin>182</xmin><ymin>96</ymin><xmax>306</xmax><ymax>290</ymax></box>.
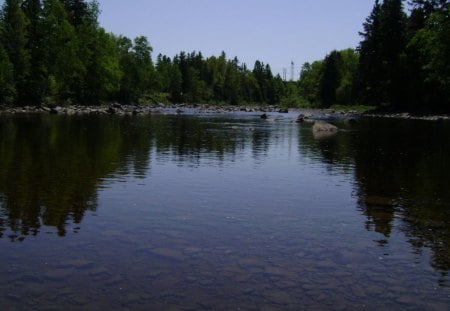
<box><xmin>299</xmin><ymin>118</ymin><xmax>450</xmax><ymax>274</ymax></box>
<box><xmin>1</xmin><ymin>113</ymin><xmax>450</xmax><ymax>279</ymax></box>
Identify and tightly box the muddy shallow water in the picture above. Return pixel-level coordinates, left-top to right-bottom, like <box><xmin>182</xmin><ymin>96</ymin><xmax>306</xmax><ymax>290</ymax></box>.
<box><xmin>0</xmin><ymin>112</ymin><xmax>449</xmax><ymax>310</ymax></box>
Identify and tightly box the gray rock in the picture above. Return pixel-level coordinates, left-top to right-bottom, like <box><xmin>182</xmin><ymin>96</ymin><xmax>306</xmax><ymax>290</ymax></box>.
<box><xmin>296</xmin><ymin>114</ymin><xmax>305</xmax><ymax>123</ymax></box>
<box><xmin>312</xmin><ymin>121</ymin><xmax>338</xmax><ymax>139</ymax></box>
<box><xmin>312</xmin><ymin>121</ymin><xmax>338</xmax><ymax>133</ymax></box>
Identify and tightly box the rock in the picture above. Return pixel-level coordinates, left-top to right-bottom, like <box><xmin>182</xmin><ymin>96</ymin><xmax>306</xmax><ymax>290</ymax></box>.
<box><xmin>50</xmin><ymin>106</ymin><xmax>62</xmax><ymax>114</ymax></box>
<box><xmin>312</xmin><ymin>121</ymin><xmax>338</xmax><ymax>133</ymax></box>
<box><xmin>260</xmin><ymin>113</ymin><xmax>268</xmax><ymax>119</ymax></box>
<box><xmin>278</xmin><ymin>108</ymin><xmax>289</xmax><ymax>113</ymax></box>
<box><xmin>176</xmin><ymin>108</ymin><xmax>183</xmax><ymax>114</ymax></box>
<box><xmin>296</xmin><ymin>114</ymin><xmax>305</xmax><ymax>123</ymax></box>
<box><xmin>312</xmin><ymin>121</ymin><xmax>338</xmax><ymax>139</ymax></box>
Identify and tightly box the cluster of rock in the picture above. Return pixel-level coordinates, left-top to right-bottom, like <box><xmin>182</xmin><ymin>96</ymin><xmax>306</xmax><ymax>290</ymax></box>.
<box><xmin>0</xmin><ymin>104</ymin><xmax>160</xmax><ymax>116</ymax></box>
<box><xmin>364</xmin><ymin>112</ymin><xmax>450</xmax><ymax>121</ymax></box>
<box><xmin>0</xmin><ymin>103</ymin><xmax>292</xmax><ymax>116</ymax></box>
<box><xmin>2</xmin><ymin>104</ymin><xmax>447</xmax><ymax>122</ymax></box>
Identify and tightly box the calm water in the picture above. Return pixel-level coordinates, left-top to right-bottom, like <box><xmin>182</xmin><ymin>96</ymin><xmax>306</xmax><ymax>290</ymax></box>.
<box><xmin>0</xmin><ymin>112</ymin><xmax>450</xmax><ymax>310</ymax></box>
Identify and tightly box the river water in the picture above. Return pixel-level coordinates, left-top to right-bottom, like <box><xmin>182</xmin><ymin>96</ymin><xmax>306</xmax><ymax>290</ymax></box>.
<box><xmin>0</xmin><ymin>111</ymin><xmax>449</xmax><ymax>310</ymax></box>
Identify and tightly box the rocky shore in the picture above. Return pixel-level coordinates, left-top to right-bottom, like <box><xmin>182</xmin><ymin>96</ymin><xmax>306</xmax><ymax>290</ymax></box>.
<box><xmin>0</xmin><ymin>103</ymin><xmax>284</xmax><ymax>116</ymax></box>
<box><xmin>0</xmin><ymin>103</ymin><xmax>448</xmax><ymax>121</ymax></box>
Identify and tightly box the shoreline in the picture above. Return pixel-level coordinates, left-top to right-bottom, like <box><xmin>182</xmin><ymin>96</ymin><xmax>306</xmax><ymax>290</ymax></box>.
<box><xmin>1</xmin><ymin>103</ymin><xmax>449</xmax><ymax>121</ymax></box>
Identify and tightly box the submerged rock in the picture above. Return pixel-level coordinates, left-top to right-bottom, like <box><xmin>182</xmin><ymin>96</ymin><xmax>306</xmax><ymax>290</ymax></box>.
<box><xmin>260</xmin><ymin>113</ymin><xmax>268</xmax><ymax>119</ymax></box>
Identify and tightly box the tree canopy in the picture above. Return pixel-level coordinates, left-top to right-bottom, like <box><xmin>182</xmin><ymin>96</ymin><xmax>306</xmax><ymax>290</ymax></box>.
<box><xmin>1</xmin><ymin>0</ymin><xmax>449</xmax><ymax>113</ymax></box>
<box><xmin>298</xmin><ymin>0</ymin><xmax>450</xmax><ymax>112</ymax></box>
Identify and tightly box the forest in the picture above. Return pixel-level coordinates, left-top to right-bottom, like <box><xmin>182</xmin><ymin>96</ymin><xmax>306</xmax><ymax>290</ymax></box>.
<box><xmin>0</xmin><ymin>0</ymin><xmax>449</xmax><ymax>113</ymax></box>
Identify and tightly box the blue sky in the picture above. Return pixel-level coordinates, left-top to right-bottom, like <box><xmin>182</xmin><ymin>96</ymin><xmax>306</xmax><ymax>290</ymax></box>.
<box><xmin>98</xmin><ymin>0</ymin><xmax>377</xmax><ymax>76</ymax></box>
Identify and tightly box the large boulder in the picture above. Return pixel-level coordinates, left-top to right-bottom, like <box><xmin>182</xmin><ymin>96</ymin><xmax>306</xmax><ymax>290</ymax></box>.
<box><xmin>312</xmin><ymin>121</ymin><xmax>338</xmax><ymax>133</ymax></box>
<box><xmin>312</xmin><ymin>121</ymin><xmax>338</xmax><ymax>139</ymax></box>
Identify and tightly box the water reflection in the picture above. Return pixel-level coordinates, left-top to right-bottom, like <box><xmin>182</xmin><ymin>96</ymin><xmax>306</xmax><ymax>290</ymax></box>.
<box><xmin>1</xmin><ymin>112</ymin><xmax>450</xmax><ymax>285</ymax></box>
<box><xmin>298</xmin><ymin>118</ymin><xmax>450</xmax><ymax>273</ymax></box>
<box><xmin>0</xmin><ymin>114</ymin><xmax>284</xmax><ymax>239</ymax></box>
<box><xmin>354</xmin><ymin>119</ymin><xmax>450</xmax><ymax>273</ymax></box>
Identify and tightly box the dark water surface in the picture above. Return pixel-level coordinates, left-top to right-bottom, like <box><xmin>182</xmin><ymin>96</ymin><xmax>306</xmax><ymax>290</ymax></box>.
<box><xmin>0</xmin><ymin>112</ymin><xmax>450</xmax><ymax>310</ymax></box>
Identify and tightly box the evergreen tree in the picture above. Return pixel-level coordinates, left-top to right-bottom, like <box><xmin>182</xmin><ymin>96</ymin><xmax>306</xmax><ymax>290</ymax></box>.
<box><xmin>62</xmin><ymin>0</ymin><xmax>89</xmax><ymax>28</ymax></box>
<box><xmin>358</xmin><ymin>0</ymin><xmax>383</xmax><ymax>105</ymax></box>
<box><xmin>379</xmin><ymin>0</ymin><xmax>407</xmax><ymax>107</ymax></box>
<box><xmin>155</xmin><ymin>53</ymin><xmax>172</xmax><ymax>93</ymax></box>
<box><xmin>22</xmin><ymin>0</ymin><xmax>46</xmax><ymax>106</ymax></box>
<box><xmin>408</xmin><ymin>6</ymin><xmax>450</xmax><ymax>112</ymax></box>
<box><xmin>319</xmin><ymin>50</ymin><xmax>342</xmax><ymax>107</ymax></box>
<box><xmin>168</xmin><ymin>64</ymin><xmax>182</xmax><ymax>102</ymax></box>
<box><xmin>0</xmin><ymin>43</ymin><xmax>16</xmax><ymax>105</ymax></box>
<box><xmin>358</xmin><ymin>0</ymin><xmax>407</xmax><ymax>108</ymax></box>
<box><xmin>116</xmin><ymin>35</ymin><xmax>134</xmax><ymax>104</ymax></box>
<box><xmin>1</xmin><ymin>0</ymin><xmax>30</xmax><ymax>105</ymax></box>
<box><xmin>223</xmin><ymin>58</ymin><xmax>240</xmax><ymax>104</ymax></box>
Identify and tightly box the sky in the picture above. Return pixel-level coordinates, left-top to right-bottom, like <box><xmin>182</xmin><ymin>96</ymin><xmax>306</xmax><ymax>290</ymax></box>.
<box><xmin>98</xmin><ymin>0</ymin><xmax>378</xmax><ymax>77</ymax></box>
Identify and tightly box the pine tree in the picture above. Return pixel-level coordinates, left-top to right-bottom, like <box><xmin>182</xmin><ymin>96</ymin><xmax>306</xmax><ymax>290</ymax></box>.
<box><xmin>379</xmin><ymin>0</ymin><xmax>407</xmax><ymax>107</ymax></box>
<box><xmin>408</xmin><ymin>5</ymin><xmax>450</xmax><ymax>112</ymax></box>
<box><xmin>62</xmin><ymin>0</ymin><xmax>89</xmax><ymax>28</ymax></box>
<box><xmin>319</xmin><ymin>50</ymin><xmax>342</xmax><ymax>107</ymax></box>
<box><xmin>358</xmin><ymin>0</ymin><xmax>407</xmax><ymax>108</ymax></box>
<box><xmin>1</xmin><ymin>0</ymin><xmax>30</xmax><ymax>105</ymax></box>
<box><xmin>22</xmin><ymin>0</ymin><xmax>46</xmax><ymax>106</ymax></box>
<box><xmin>41</xmin><ymin>0</ymin><xmax>83</xmax><ymax>104</ymax></box>
<box><xmin>358</xmin><ymin>0</ymin><xmax>383</xmax><ymax>105</ymax></box>
<box><xmin>0</xmin><ymin>43</ymin><xmax>16</xmax><ymax>105</ymax></box>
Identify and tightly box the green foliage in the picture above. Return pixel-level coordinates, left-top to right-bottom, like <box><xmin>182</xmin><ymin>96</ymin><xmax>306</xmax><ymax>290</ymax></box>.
<box><xmin>1</xmin><ymin>0</ymin><xmax>30</xmax><ymax>105</ymax></box>
<box><xmin>0</xmin><ymin>0</ymin><xmax>448</xmax><ymax>111</ymax></box>
<box><xmin>0</xmin><ymin>44</ymin><xmax>16</xmax><ymax>105</ymax></box>
<box><xmin>319</xmin><ymin>50</ymin><xmax>342</xmax><ymax>107</ymax></box>
<box><xmin>298</xmin><ymin>49</ymin><xmax>358</xmax><ymax>108</ymax></box>
<box><xmin>357</xmin><ymin>0</ymin><xmax>407</xmax><ymax>107</ymax></box>
<box><xmin>355</xmin><ymin>0</ymin><xmax>450</xmax><ymax>112</ymax></box>
<box><xmin>329</xmin><ymin>104</ymin><xmax>376</xmax><ymax>112</ymax></box>
<box><xmin>42</xmin><ymin>0</ymin><xmax>82</xmax><ymax>104</ymax></box>
<box><xmin>298</xmin><ymin>61</ymin><xmax>323</xmax><ymax>106</ymax></box>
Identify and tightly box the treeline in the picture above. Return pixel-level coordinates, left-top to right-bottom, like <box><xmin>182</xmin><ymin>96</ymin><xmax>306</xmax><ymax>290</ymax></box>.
<box><xmin>0</xmin><ymin>0</ymin><xmax>291</xmax><ymax>107</ymax></box>
<box><xmin>1</xmin><ymin>0</ymin><xmax>449</xmax><ymax>112</ymax></box>
<box><xmin>298</xmin><ymin>0</ymin><xmax>450</xmax><ymax>113</ymax></box>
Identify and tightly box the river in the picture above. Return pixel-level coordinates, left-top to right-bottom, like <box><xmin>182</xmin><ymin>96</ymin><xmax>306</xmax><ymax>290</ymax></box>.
<box><xmin>0</xmin><ymin>111</ymin><xmax>449</xmax><ymax>309</ymax></box>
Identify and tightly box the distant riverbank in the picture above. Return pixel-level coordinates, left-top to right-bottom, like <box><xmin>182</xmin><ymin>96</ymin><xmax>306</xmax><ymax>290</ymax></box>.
<box><xmin>1</xmin><ymin>104</ymin><xmax>449</xmax><ymax>122</ymax></box>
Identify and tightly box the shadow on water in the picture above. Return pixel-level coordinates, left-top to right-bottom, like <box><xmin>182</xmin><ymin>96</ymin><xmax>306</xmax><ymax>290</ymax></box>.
<box><xmin>299</xmin><ymin>118</ymin><xmax>450</xmax><ymax>276</ymax></box>
<box><xmin>353</xmin><ymin>119</ymin><xmax>450</xmax><ymax>276</ymax></box>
